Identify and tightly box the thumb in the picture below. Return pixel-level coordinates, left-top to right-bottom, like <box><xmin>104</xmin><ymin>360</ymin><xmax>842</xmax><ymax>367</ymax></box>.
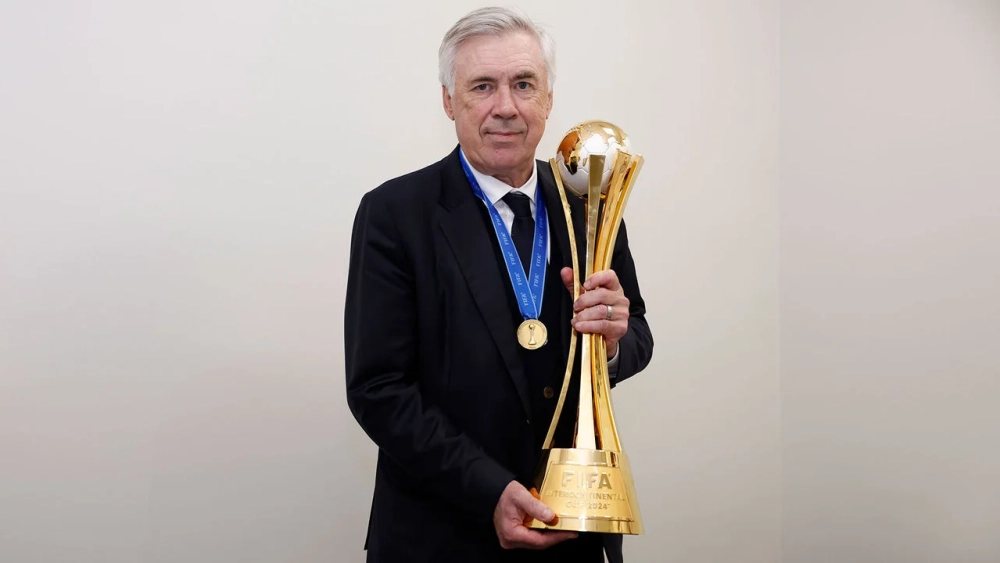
<box><xmin>560</xmin><ymin>267</ymin><xmax>575</xmax><ymax>295</ymax></box>
<box><xmin>514</xmin><ymin>487</ymin><xmax>556</xmax><ymax>524</ymax></box>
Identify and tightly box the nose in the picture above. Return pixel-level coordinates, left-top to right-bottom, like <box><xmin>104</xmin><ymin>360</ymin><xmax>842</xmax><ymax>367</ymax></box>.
<box><xmin>492</xmin><ymin>85</ymin><xmax>518</xmax><ymax>119</ymax></box>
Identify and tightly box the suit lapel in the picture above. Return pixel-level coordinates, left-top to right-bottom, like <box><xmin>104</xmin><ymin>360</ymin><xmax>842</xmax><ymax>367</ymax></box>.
<box><xmin>438</xmin><ymin>148</ymin><xmax>532</xmax><ymax>417</ymax></box>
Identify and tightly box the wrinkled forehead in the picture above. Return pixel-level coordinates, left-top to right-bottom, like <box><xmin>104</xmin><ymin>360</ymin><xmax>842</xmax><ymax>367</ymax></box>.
<box><xmin>453</xmin><ymin>31</ymin><xmax>546</xmax><ymax>82</ymax></box>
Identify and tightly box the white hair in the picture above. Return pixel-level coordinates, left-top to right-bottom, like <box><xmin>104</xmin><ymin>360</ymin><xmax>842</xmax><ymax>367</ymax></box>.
<box><xmin>438</xmin><ymin>7</ymin><xmax>556</xmax><ymax>95</ymax></box>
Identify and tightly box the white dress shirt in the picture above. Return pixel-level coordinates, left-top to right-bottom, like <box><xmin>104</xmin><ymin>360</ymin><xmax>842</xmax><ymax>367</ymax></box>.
<box><xmin>462</xmin><ymin>150</ymin><xmax>551</xmax><ymax>262</ymax></box>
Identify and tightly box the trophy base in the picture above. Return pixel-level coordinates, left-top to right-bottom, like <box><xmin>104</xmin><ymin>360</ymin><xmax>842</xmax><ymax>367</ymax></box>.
<box><xmin>526</xmin><ymin>448</ymin><xmax>643</xmax><ymax>535</ymax></box>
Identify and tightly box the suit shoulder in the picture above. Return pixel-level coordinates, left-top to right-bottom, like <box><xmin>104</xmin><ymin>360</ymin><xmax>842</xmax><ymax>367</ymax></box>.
<box><xmin>362</xmin><ymin>154</ymin><xmax>450</xmax><ymax>209</ymax></box>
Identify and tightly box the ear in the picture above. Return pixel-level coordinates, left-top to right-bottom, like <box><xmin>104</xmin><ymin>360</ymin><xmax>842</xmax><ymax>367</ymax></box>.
<box><xmin>546</xmin><ymin>89</ymin><xmax>553</xmax><ymax>119</ymax></box>
<box><xmin>442</xmin><ymin>85</ymin><xmax>455</xmax><ymax>120</ymax></box>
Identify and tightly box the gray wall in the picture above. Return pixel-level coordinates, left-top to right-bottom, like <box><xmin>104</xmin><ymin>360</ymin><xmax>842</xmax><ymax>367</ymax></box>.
<box><xmin>781</xmin><ymin>1</ymin><xmax>1000</xmax><ymax>562</ymax></box>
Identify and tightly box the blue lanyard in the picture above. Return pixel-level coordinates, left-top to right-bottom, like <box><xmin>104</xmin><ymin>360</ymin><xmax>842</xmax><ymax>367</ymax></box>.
<box><xmin>459</xmin><ymin>152</ymin><xmax>548</xmax><ymax>322</ymax></box>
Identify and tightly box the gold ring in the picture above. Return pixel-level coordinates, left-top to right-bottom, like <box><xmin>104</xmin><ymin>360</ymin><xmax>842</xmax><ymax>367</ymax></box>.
<box><xmin>606</xmin><ymin>304</ymin><xmax>613</xmax><ymax>320</ymax></box>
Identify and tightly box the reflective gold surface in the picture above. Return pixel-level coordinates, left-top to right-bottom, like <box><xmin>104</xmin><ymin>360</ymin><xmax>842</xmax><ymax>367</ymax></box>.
<box><xmin>541</xmin><ymin>165</ymin><xmax>582</xmax><ymax>451</ymax></box>
<box><xmin>554</xmin><ymin>121</ymin><xmax>632</xmax><ymax>197</ymax></box>
<box><xmin>517</xmin><ymin>319</ymin><xmax>548</xmax><ymax>350</ymax></box>
<box><xmin>531</xmin><ymin>120</ymin><xmax>645</xmax><ymax>535</ymax></box>
<box><xmin>526</xmin><ymin>448</ymin><xmax>643</xmax><ymax>534</ymax></box>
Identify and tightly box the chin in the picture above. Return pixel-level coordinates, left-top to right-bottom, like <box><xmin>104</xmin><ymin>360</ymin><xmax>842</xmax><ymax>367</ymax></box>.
<box><xmin>485</xmin><ymin>154</ymin><xmax>525</xmax><ymax>170</ymax></box>
<box><xmin>487</xmin><ymin>145</ymin><xmax>525</xmax><ymax>158</ymax></box>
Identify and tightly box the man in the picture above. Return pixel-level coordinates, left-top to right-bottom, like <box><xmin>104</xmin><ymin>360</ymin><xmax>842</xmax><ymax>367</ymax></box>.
<box><xmin>345</xmin><ymin>7</ymin><xmax>653</xmax><ymax>562</ymax></box>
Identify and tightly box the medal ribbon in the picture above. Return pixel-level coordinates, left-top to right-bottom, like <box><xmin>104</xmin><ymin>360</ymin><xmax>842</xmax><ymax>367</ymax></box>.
<box><xmin>459</xmin><ymin>152</ymin><xmax>548</xmax><ymax>323</ymax></box>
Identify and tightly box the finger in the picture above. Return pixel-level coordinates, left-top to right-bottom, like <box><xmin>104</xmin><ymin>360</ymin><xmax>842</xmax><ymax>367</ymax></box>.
<box><xmin>574</xmin><ymin>289</ymin><xmax>628</xmax><ymax>312</ymax></box>
<box><xmin>572</xmin><ymin>318</ymin><xmax>626</xmax><ymax>337</ymax></box>
<box><xmin>505</xmin><ymin>525</ymin><xmax>579</xmax><ymax>550</ymax></box>
<box><xmin>572</xmin><ymin>305</ymin><xmax>627</xmax><ymax>326</ymax></box>
<box><xmin>572</xmin><ymin>304</ymin><xmax>608</xmax><ymax>324</ymax></box>
<box><xmin>522</xmin><ymin>488</ymin><xmax>549</xmax><ymax>526</ymax></box>
<box><xmin>583</xmin><ymin>269</ymin><xmax>621</xmax><ymax>292</ymax></box>
<box><xmin>573</xmin><ymin>319</ymin><xmax>628</xmax><ymax>338</ymax></box>
<box><xmin>514</xmin><ymin>487</ymin><xmax>556</xmax><ymax>524</ymax></box>
<box><xmin>560</xmin><ymin>267</ymin><xmax>575</xmax><ymax>295</ymax></box>
<box><xmin>571</xmin><ymin>303</ymin><xmax>630</xmax><ymax>325</ymax></box>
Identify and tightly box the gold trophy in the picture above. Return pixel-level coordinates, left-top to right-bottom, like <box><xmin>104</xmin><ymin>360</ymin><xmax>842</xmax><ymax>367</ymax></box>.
<box><xmin>527</xmin><ymin>121</ymin><xmax>645</xmax><ymax>534</ymax></box>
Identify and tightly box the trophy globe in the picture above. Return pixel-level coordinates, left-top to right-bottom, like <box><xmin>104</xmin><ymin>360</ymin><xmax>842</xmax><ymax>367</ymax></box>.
<box><xmin>554</xmin><ymin>121</ymin><xmax>633</xmax><ymax>198</ymax></box>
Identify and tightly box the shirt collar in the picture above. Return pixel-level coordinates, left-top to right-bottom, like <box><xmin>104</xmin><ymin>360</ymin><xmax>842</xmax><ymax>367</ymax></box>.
<box><xmin>460</xmin><ymin>148</ymin><xmax>538</xmax><ymax>205</ymax></box>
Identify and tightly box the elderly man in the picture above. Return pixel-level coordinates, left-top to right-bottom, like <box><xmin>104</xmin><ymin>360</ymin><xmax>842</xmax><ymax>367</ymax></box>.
<box><xmin>345</xmin><ymin>7</ymin><xmax>653</xmax><ymax>563</ymax></box>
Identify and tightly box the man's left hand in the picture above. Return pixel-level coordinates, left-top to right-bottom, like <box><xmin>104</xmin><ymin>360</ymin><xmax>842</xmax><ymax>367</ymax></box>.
<box><xmin>560</xmin><ymin>268</ymin><xmax>629</xmax><ymax>358</ymax></box>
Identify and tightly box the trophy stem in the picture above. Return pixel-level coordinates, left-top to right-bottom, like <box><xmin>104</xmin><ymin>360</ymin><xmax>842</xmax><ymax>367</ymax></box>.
<box><xmin>593</xmin><ymin>333</ymin><xmax>620</xmax><ymax>452</ymax></box>
<box><xmin>583</xmin><ymin>154</ymin><xmax>603</xmax><ymax>281</ymax></box>
<box><xmin>590</xmin><ymin>153</ymin><xmax>644</xmax><ymax>453</ymax></box>
<box><xmin>595</xmin><ymin>151</ymin><xmax>629</xmax><ymax>267</ymax></box>
<box><xmin>542</xmin><ymin>159</ymin><xmax>580</xmax><ymax>451</ymax></box>
<box><xmin>574</xmin><ymin>154</ymin><xmax>605</xmax><ymax>451</ymax></box>
<box><xmin>599</xmin><ymin>156</ymin><xmax>644</xmax><ymax>269</ymax></box>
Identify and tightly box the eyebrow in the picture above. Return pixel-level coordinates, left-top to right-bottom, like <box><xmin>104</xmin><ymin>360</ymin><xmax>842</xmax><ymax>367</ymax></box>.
<box><xmin>467</xmin><ymin>71</ymin><xmax>539</xmax><ymax>84</ymax></box>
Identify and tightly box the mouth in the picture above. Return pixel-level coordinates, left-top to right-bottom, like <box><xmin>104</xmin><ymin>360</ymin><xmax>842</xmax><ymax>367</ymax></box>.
<box><xmin>485</xmin><ymin>131</ymin><xmax>523</xmax><ymax>139</ymax></box>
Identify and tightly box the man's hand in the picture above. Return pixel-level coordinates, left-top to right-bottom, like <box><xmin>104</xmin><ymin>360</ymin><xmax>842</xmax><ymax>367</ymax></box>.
<box><xmin>561</xmin><ymin>268</ymin><xmax>630</xmax><ymax>358</ymax></box>
<box><xmin>493</xmin><ymin>481</ymin><xmax>577</xmax><ymax>550</ymax></box>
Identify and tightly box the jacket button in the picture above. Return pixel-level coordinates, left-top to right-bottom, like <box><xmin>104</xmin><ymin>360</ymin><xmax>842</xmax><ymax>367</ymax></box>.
<box><xmin>543</xmin><ymin>386</ymin><xmax>555</xmax><ymax>399</ymax></box>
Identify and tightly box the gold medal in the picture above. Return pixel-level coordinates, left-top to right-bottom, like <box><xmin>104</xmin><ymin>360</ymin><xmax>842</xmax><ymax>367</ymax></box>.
<box><xmin>517</xmin><ymin>320</ymin><xmax>548</xmax><ymax>350</ymax></box>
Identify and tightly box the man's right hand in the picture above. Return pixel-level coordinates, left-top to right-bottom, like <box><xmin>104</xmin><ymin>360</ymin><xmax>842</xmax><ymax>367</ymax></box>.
<box><xmin>493</xmin><ymin>480</ymin><xmax>578</xmax><ymax>550</ymax></box>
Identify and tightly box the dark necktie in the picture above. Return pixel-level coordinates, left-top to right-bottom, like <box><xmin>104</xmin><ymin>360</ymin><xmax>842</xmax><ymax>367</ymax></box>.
<box><xmin>501</xmin><ymin>190</ymin><xmax>535</xmax><ymax>269</ymax></box>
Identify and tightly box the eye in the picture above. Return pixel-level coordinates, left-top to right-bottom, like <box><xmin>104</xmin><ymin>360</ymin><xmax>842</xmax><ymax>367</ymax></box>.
<box><xmin>516</xmin><ymin>81</ymin><xmax>531</xmax><ymax>90</ymax></box>
<box><xmin>474</xmin><ymin>84</ymin><xmax>490</xmax><ymax>92</ymax></box>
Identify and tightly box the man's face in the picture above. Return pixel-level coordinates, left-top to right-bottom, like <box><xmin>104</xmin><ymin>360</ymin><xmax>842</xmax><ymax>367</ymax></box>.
<box><xmin>443</xmin><ymin>31</ymin><xmax>553</xmax><ymax>186</ymax></box>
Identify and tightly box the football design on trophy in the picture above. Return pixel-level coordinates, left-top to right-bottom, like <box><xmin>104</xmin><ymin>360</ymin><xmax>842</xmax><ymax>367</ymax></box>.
<box><xmin>554</xmin><ymin>121</ymin><xmax>633</xmax><ymax>197</ymax></box>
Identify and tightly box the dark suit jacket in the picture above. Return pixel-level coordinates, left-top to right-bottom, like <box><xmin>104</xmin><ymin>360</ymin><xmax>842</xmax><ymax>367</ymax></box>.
<box><xmin>345</xmin><ymin>147</ymin><xmax>653</xmax><ymax>563</ymax></box>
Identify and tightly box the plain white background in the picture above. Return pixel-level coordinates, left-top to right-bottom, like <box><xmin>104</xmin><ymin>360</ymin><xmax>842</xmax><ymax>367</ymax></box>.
<box><xmin>781</xmin><ymin>2</ymin><xmax>1000</xmax><ymax>562</ymax></box>
<box><xmin>0</xmin><ymin>1</ymin><xmax>995</xmax><ymax>562</ymax></box>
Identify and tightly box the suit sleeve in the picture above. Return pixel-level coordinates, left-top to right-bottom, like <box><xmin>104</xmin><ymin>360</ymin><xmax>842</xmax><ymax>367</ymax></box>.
<box><xmin>344</xmin><ymin>190</ymin><xmax>515</xmax><ymax>522</ymax></box>
<box><xmin>608</xmin><ymin>219</ymin><xmax>654</xmax><ymax>386</ymax></box>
